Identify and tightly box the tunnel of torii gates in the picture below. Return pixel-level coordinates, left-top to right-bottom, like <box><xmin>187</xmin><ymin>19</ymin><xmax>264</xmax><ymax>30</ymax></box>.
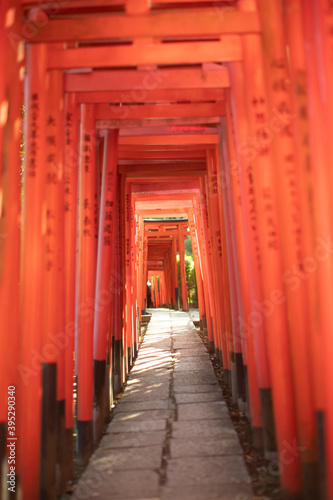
<box><xmin>1</xmin><ymin>0</ymin><xmax>333</xmax><ymax>499</ymax></box>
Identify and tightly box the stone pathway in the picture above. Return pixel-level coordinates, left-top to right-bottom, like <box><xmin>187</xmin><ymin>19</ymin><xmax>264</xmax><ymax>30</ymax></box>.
<box><xmin>72</xmin><ymin>309</ymin><xmax>254</xmax><ymax>500</ymax></box>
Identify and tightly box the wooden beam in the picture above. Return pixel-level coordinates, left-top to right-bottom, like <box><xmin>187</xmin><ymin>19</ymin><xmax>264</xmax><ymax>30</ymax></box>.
<box><xmin>65</xmin><ymin>67</ymin><xmax>230</xmax><ymax>92</ymax></box>
<box><xmin>75</xmin><ymin>88</ymin><xmax>225</xmax><ymax>103</ymax></box>
<box><xmin>31</xmin><ymin>10</ymin><xmax>259</xmax><ymax>42</ymax></box>
<box><xmin>48</xmin><ymin>37</ymin><xmax>242</xmax><ymax>69</ymax></box>
<box><xmin>97</xmin><ymin>116</ymin><xmax>220</xmax><ymax>129</ymax></box>
<box><xmin>119</xmin><ymin>162</ymin><xmax>205</xmax><ymax>173</ymax></box>
<box><xmin>95</xmin><ymin>101</ymin><xmax>225</xmax><ymax>119</ymax></box>
<box><xmin>118</xmin><ymin>150</ymin><xmax>207</xmax><ymax>159</ymax></box>
<box><xmin>118</xmin><ymin>134</ymin><xmax>219</xmax><ymax>145</ymax></box>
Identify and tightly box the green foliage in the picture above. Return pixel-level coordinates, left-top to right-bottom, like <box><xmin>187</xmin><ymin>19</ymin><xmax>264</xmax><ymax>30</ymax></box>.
<box><xmin>177</xmin><ymin>236</ymin><xmax>198</xmax><ymax>306</ymax></box>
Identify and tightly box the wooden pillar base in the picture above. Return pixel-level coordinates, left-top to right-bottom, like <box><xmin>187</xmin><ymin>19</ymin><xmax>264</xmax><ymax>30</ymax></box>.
<box><xmin>112</xmin><ymin>338</ymin><xmax>122</xmax><ymax>396</ymax></box>
<box><xmin>77</xmin><ymin>420</ymin><xmax>93</xmax><ymax>468</ymax></box>
<box><xmin>316</xmin><ymin>411</ymin><xmax>327</xmax><ymax>500</ymax></box>
<box><xmin>259</xmin><ymin>388</ymin><xmax>277</xmax><ymax>453</ymax></box>
<box><xmin>175</xmin><ymin>288</ymin><xmax>179</xmax><ymax>310</ymax></box>
<box><xmin>252</xmin><ymin>426</ymin><xmax>264</xmax><ymax>453</ymax></box>
<box><xmin>1</xmin><ymin>422</ymin><xmax>6</xmax><ymax>495</ymax></box>
<box><xmin>127</xmin><ymin>347</ymin><xmax>132</xmax><ymax>372</ymax></box>
<box><xmin>105</xmin><ymin>361</ymin><xmax>112</xmax><ymax>423</ymax></box>
<box><xmin>64</xmin><ymin>428</ymin><xmax>74</xmax><ymax>484</ymax></box>
<box><xmin>40</xmin><ymin>363</ymin><xmax>57</xmax><ymax>500</ymax></box>
<box><xmin>244</xmin><ymin>365</ymin><xmax>250</xmax><ymax>417</ymax></box>
<box><xmin>301</xmin><ymin>460</ymin><xmax>320</xmax><ymax>500</ymax></box>
<box><xmin>56</xmin><ymin>399</ymin><xmax>66</xmax><ymax>495</ymax></box>
<box><xmin>215</xmin><ymin>347</ymin><xmax>220</xmax><ymax>365</ymax></box>
<box><xmin>93</xmin><ymin>359</ymin><xmax>106</xmax><ymax>445</ymax></box>
<box><xmin>209</xmin><ymin>340</ymin><xmax>215</xmax><ymax>355</ymax></box>
<box><xmin>133</xmin><ymin>341</ymin><xmax>138</xmax><ymax>361</ymax></box>
<box><xmin>235</xmin><ymin>352</ymin><xmax>246</xmax><ymax>403</ymax></box>
<box><xmin>223</xmin><ymin>368</ymin><xmax>231</xmax><ymax>388</ymax></box>
<box><xmin>230</xmin><ymin>351</ymin><xmax>238</xmax><ymax>404</ymax></box>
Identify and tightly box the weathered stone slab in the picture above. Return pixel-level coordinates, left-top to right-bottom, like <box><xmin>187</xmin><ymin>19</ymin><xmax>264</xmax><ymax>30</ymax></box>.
<box><xmin>177</xmin><ymin>402</ymin><xmax>229</xmax><ymax>421</ymax></box>
<box><xmin>113</xmin><ymin>408</ymin><xmax>170</xmax><ymax>422</ymax></box>
<box><xmin>172</xmin><ymin>419</ymin><xmax>236</xmax><ymax>439</ymax></box>
<box><xmin>100</xmin><ymin>430</ymin><xmax>166</xmax><ymax>449</ymax></box>
<box><xmin>108</xmin><ymin>418</ymin><xmax>167</xmax><ymax>433</ymax></box>
<box><xmin>167</xmin><ymin>456</ymin><xmax>250</xmax><ymax>486</ymax></box>
<box><xmin>72</xmin><ymin>468</ymin><xmax>160</xmax><ymax>499</ymax></box>
<box><xmin>174</xmin><ymin>383</ymin><xmax>220</xmax><ymax>394</ymax></box>
<box><xmin>175</xmin><ymin>392</ymin><xmax>222</xmax><ymax>404</ymax></box>
<box><xmin>170</xmin><ymin>436</ymin><xmax>242</xmax><ymax>458</ymax></box>
<box><xmin>161</xmin><ymin>484</ymin><xmax>254</xmax><ymax>500</ymax></box>
<box><xmin>116</xmin><ymin>400</ymin><xmax>170</xmax><ymax>412</ymax></box>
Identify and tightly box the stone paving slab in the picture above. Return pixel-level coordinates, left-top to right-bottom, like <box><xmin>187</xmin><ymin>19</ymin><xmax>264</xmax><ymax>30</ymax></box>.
<box><xmin>173</xmin><ymin>369</ymin><xmax>218</xmax><ymax>385</ymax></box>
<box><xmin>175</xmin><ymin>392</ymin><xmax>222</xmax><ymax>404</ymax></box>
<box><xmin>101</xmin><ymin>430</ymin><xmax>166</xmax><ymax>449</ymax></box>
<box><xmin>170</xmin><ymin>436</ymin><xmax>242</xmax><ymax>458</ymax></box>
<box><xmin>177</xmin><ymin>402</ymin><xmax>229</xmax><ymax>421</ymax></box>
<box><xmin>172</xmin><ymin>419</ymin><xmax>236</xmax><ymax>439</ymax></box>
<box><xmin>173</xmin><ymin>383</ymin><xmax>220</xmax><ymax>394</ymax></box>
<box><xmin>113</xmin><ymin>409</ymin><xmax>171</xmax><ymax>422</ymax></box>
<box><xmin>167</xmin><ymin>456</ymin><xmax>250</xmax><ymax>486</ymax></box>
<box><xmin>72</xmin><ymin>310</ymin><xmax>253</xmax><ymax>500</ymax></box>
<box><xmin>72</xmin><ymin>468</ymin><xmax>160</xmax><ymax>499</ymax></box>
<box><xmin>161</xmin><ymin>484</ymin><xmax>254</xmax><ymax>500</ymax></box>
<box><xmin>108</xmin><ymin>418</ymin><xmax>167</xmax><ymax>433</ymax></box>
<box><xmin>116</xmin><ymin>400</ymin><xmax>170</xmax><ymax>412</ymax></box>
<box><xmin>90</xmin><ymin>445</ymin><xmax>162</xmax><ymax>471</ymax></box>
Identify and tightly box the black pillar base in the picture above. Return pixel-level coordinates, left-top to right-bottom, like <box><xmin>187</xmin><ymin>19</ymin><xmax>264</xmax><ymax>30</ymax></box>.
<box><xmin>252</xmin><ymin>426</ymin><xmax>264</xmax><ymax>452</ymax></box>
<box><xmin>235</xmin><ymin>352</ymin><xmax>246</xmax><ymax>403</ymax></box>
<box><xmin>259</xmin><ymin>388</ymin><xmax>277</xmax><ymax>453</ymax></box>
<box><xmin>40</xmin><ymin>363</ymin><xmax>57</xmax><ymax>500</ymax></box>
<box><xmin>316</xmin><ymin>410</ymin><xmax>327</xmax><ymax>500</ymax></box>
<box><xmin>112</xmin><ymin>339</ymin><xmax>122</xmax><ymax>396</ymax></box>
<box><xmin>133</xmin><ymin>341</ymin><xmax>138</xmax><ymax>361</ymax></box>
<box><xmin>208</xmin><ymin>341</ymin><xmax>215</xmax><ymax>354</ymax></box>
<box><xmin>127</xmin><ymin>347</ymin><xmax>132</xmax><ymax>373</ymax></box>
<box><xmin>64</xmin><ymin>428</ymin><xmax>74</xmax><ymax>484</ymax></box>
<box><xmin>223</xmin><ymin>368</ymin><xmax>230</xmax><ymax>388</ymax></box>
<box><xmin>215</xmin><ymin>347</ymin><xmax>220</xmax><ymax>365</ymax></box>
<box><xmin>56</xmin><ymin>399</ymin><xmax>66</xmax><ymax>495</ymax></box>
<box><xmin>301</xmin><ymin>460</ymin><xmax>320</xmax><ymax>500</ymax></box>
<box><xmin>230</xmin><ymin>351</ymin><xmax>238</xmax><ymax>404</ymax></box>
<box><xmin>93</xmin><ymin>359</ymin><xmax>106</xmax><ymax>445</ymax></box>
<box><xmin>77</xmin><ymin>420</ymin><xmax>93</xmax><ymax>468</ymax></box>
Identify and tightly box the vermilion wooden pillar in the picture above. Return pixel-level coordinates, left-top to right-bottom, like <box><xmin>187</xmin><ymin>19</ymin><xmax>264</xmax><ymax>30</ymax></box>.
<box><xmin>40</xmin><ymin>67</ymin><xmax>65</xmax><ymax>499</ymax></box>
<box><xmin>124</xmin><ymin>180</ymin><xmax>133</xmax><ymax>371</ymax></box>
<box><xmin>220</xmin><ymin>116</ymin><xmax>263</xmax><ymax>447</ymax></box>
<box><xmin>257</xmin><ymin>0</ymin><xmax>319</xmax><ymax>495</ymax></box>
<box><xmin>63</xmin><ymin>91</ymin><xmax>78</xmax><ymax>482</ymax></box>
<box><xmin>172</xmin><ymin>236</ymin><xmax>179</xmax><ymax>309</ymax></box>
<box><xmin>187</xmin><ymin>208</ymin><xmax>206</xmax><ymax>331</ymax></box>
<box><xmin>178</xmin><ymin>225</ymin><xmax>188</xmax><ymax>311</ymax></box>
<box><xmin>19</xmin><ymin>43</ymin><xmax>47</xmax><ymax>500</ymax></box>
<box><xmin>237</xmin><ymin>1</ymin><xmax>301</xmax><ymax>495</ymax></box>
<box><xmin>76</xmin><ymin>104</ymin><xmax>97</xmax><ymax>466</ymax></box>
<box><xmin>0</xmin><ymin>0</ymin><xmax>22</xmax><ymax>492</ymax></box>
<box><xmin>217</xmin><ymin>134</ymin><xmax>247</xmax><ymax>408</ymax></box>
<box><xmin>112</xmin><ymin>186</ymin><xmax>123</xmax><ymax>395</ymax></box>
<box><xmin>302</xmin><ymin>2</ymin><xmax>333</xmax><ymax>497</ymax></box>
<box><xmin>206</xmin><ymin>152</ymin><xmax>229</xmax><ymax>378</ymax></box>
<box><xmin>228</xmin><ymin>63</ymin><xmax>276</xmax><ymax>455</ymax></box>
<box><xmin>193</xmin><ymin>197</ymin><xmax>214</xmax><ymax>344</ymax></box>
<box><xmin>198</xmin><ymin>182</ymin><xmax>218</xmax><ymax>354</ymax></box>
<box><xmin>93</xmin><ymin>129</ymin><xmax>118</xmax><ymax>445</ymax></box>
<box><xmin>283</xmin><ymin>1</ymin><xmax>322</xmax><ymax>496</ymax></box>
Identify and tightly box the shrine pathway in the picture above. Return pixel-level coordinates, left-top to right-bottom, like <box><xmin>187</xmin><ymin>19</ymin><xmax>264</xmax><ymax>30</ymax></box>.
<box><xmin>72</xmin><ymin>309</ymin><xmax>254</xmax><ymax>500</ymax></box>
